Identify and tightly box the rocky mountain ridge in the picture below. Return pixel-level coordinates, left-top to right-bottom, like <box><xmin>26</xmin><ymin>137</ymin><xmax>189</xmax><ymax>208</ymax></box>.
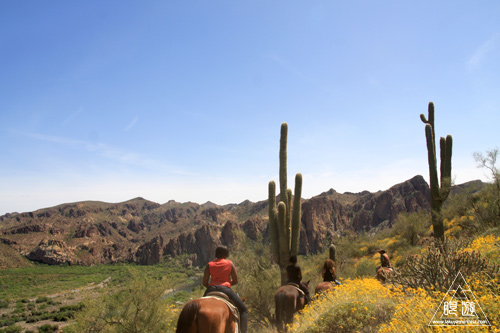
<box><xmin>0</xmin><ymin>175</ymin><xmax>484</xmax><ymax>269</ymax></box>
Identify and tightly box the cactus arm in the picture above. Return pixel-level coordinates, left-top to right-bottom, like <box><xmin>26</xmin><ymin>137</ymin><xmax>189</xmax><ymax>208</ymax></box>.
<box><xmin>277</xmin><ymin>202</ymin><xmax>289</xmax><ymax>269</ymax></box>
<box><xmin>290</xmin><ymin>173</ymin><xmax>302</xmax><ymax>256</ymax></box>
<box><xmin>269</xmin><ymin>180</ymin><xmax>279</xmax><ymax>265</ymax></box>
<box><xmin>440</xmin><ymin>137</ymin><xmax>446</xmax><ymax>186</ymax></box>
<box><xmin>425</xmin><ymin>124</ymin><xmax>440</xmax><ymax>201</ymax></box>
<box><xmin>439</xmin><ymin>135</ymin><xmax>453</xmax><ymax>200</ymax></box>
<box><xmin>421</xmin><ymin>102</ymin><xmax>436</xmax><ymax>145</ymax></box>
<box><xmin>286</xmin><ymin>188</ymin><xmax>293</xmax><ymax>249</ymax></box>
<box><xmin>279</xmin><ymin>123</ymin><xmax>288</xmax><ymax>206</ymax></box>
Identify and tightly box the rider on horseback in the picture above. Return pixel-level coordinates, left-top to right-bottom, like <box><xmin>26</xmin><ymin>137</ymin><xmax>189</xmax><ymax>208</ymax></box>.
<box><xmin>322</xmin><ymin>259</ymin><xmax>341</xmax><ymax>285</ymax></box>
<box><xmin>203</xmin><ymin>246</ymin><xmax>248</xmax><ymax>333</ymax></box>
<box><xmin>376</xmin><ymin>249</ymin><xmax>392</xmax><ymax>273</ymax></box>
<box><xmin>286</xmin><ymin>255</ymin><xmax>311</xmax><ymax>305</ymax></box>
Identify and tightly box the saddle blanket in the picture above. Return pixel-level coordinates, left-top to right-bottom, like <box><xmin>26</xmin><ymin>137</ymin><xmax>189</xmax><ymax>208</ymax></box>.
<box><xmin>202</xmin><ymin>294</ymin><xmax>240</xmax><ymax>333</ymax></box>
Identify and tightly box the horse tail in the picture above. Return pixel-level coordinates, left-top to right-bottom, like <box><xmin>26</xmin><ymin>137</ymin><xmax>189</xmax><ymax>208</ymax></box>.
<box><xmin>275</xmin><ymin>290</ymin><xmax>296</xmax><ymax>332</ymax></box>
<box><xmin>176</xmin><ymin>300</ymin><xmax>200</xmax><ymax>333</ymax></box>
<box><xmin>275</xmin><ymin>292</ymin><xmax>285</xmax><ymax>332</ymax></box>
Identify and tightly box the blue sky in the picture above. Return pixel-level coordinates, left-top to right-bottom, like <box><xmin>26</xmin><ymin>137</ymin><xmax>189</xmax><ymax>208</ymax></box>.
<box><xmin>1</xmin><ymin>1</ymin><xmax>499</xmax><ymax>215</ymax></box>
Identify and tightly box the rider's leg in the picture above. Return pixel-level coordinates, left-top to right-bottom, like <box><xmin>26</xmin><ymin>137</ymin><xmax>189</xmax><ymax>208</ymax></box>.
<box><xmin>209</xmin><ymin>285</ymin><xmax>248</xmax><ymax>333</ymax></box>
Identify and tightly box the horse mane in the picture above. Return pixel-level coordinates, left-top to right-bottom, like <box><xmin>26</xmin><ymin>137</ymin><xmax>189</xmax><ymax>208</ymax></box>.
<box><xmin>176</xmin><ymin>300</ymin><xmax>200</xmax><ymax>333</ymax></box>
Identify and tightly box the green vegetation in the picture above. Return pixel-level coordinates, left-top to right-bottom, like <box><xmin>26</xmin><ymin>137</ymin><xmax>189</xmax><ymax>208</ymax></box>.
<box><xmin>284</xmin><ymin>148</ymin><xmax>500</xmax><ymax>332</ymax></box>
<box><xmin>268</xmin><ymin>122</ymin><xmax>303</xmax><ymax>285</ymax></box>
<box><xmin>0</xmin><ymin>258</ymin><xmax>202</xmax><ymax>332</ymax></box>
<box><xmin>2</xmin><ymin>125</ymin><xmax>499</xmax><ymax>333</ymax></box>
<box><xmin>67</xmin><ymin>275</ymin><xmax>174</xmax><ymax>332</ymax></box>
<box><xmin>0</xmin><ymin>259</ymin><xmax>199</xmax><ymax>301</ymax></box>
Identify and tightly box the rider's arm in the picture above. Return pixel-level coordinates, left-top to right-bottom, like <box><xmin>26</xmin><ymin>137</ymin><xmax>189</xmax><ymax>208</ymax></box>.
<box><xmin>202</xmin><ymin>265</ymin><xmax>210</xmax><ymax>288</ymax></box>
<box><xmin>230</xmin><ymin>262</ymin><xmax>238</xmax><ymax>286</ymax></box>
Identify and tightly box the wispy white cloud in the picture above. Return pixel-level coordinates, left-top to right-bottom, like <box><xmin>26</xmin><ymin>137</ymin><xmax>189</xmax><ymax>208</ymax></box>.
<box><xmin>124</xmin><ymin>116</ymin><xmax>138</xmax><ymax>132</ymax></box>
<box><xmin>467</xmin><ymin>33</ymin><xmax>500</xmax><ymax>72</ymax></box>
<box><xmin>12</xmin><ymin>130</ymin><xmax>193</xmax><ymax>176</ymax></box>
<box><xmin>62</xmin><ymin>107</ymin><xmax>83</xmax><ymax>127</ymax></box>
<box><xmin>15</xmin><ymin>131</ymin><xmax>86</xmax><ymax>146</ymax></box>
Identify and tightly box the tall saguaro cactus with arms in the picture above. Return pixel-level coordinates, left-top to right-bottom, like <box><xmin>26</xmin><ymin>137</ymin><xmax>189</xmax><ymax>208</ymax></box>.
<box><xmin>420</xmin><ymin>102</ymin><xmax>453</xmax><ymax>240</ymax></box>
<box><xmin>269</xmin><ymin>122</ymin><xmax>303</xmax><ymax>285</ymax></box>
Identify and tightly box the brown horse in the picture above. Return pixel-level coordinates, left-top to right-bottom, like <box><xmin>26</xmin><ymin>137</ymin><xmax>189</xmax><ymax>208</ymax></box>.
<box><xmin>176</xmin><ymin>297</ymin><xmax>237</xmax><ymax>333</ymax></box>
<box><xmin>274</xmin><ymin>281</ymin><xmax>309</xmax><ymax>332</ymax></box>
<box><xmin>376</xmin><ymin>267</ymin><xmax>394</xmax><ymax>283</ymax></box>
<box><xmin>314</xmin><ymin>281</ymin><xmax>336</xmax><ymax>295</ymax></box>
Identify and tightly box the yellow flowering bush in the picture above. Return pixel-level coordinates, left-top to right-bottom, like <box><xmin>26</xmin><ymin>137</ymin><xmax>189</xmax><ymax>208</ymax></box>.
<box><xmin>463</xmin><ymin>234</ymin><xmax>500</xmax><ymax>264</ymax></box>
<box><xmin>287</xmin><ymin>276</ymin><xmax>499</xmax><ymax>333</ymax></box>
<box><xmin>381</xmin><ymin>271</ymin><xmax>500</xmax><ymax>332</ymax></box>
<box><xmin>289</xmin><ymin>277</ymin><xmax>400</xmax><ymax>332</ymax></box>
<box><xmin>165</xmin><ymin>303</ymin><xmax>181</xmax><ymax>331</ymax></box>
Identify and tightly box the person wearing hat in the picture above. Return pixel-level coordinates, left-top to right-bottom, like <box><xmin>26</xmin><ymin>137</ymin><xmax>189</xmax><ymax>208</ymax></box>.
<box><xmin>376</xmin><ymin>249</ymin><xmax>392</xmax><ymax>273</ymax></box>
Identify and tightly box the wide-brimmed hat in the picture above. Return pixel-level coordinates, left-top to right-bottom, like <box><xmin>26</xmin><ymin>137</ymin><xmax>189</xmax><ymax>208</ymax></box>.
<box><xmin>377</xmin><ymin>249</ymin><xmax>386</xmax><ymax>253</ymax></box>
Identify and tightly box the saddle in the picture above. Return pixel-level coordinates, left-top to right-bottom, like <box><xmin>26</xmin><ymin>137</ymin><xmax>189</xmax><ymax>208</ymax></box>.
<box><xmin>286</xmin><ymin>283</ymin><xmax>305</xmax><ymax>297</ymax></box>
<box><xmin>204</xmin><ymin>292</ymin><xmax>241</xmax><ymax>332</ymax></box>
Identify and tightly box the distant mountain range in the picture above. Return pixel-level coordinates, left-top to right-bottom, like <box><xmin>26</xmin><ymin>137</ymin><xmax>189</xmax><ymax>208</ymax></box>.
<box><xmin>0</xmin><ymin>175</ymin><xmax>485</xmax><ymax>269</ymax></box>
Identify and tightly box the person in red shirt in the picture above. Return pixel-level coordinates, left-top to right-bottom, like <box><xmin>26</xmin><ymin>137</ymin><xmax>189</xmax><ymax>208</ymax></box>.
<box><xmin>203</xmin><ymin>246</ymin><xmax>248</xmax><ymax>333</ymax></box>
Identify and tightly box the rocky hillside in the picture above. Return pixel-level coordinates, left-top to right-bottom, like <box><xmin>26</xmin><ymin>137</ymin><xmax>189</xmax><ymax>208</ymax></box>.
<box><xmin>0</xmin><ymin>175</ymin><xmax>482</xmax><ymax>269</ymax></box>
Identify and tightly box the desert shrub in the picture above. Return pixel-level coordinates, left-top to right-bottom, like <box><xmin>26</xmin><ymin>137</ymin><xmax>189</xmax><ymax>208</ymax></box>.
<box><xmin>335</xmin><ymin>231</ymin><xmax>366</xmax><ymax>260</ymax></box>
<box><xmin>0</xmin><ymin>325</ymin><xmax>22</xmax><ymax>333</ymax></box>
<box><xmin>37</xmin><ymin>304</ymin><xmax>48</xmax><ymax>310</ymax></box>
<box><xmin>336</xmin><ymin>258</ymin><xmax>358</xmax><ymax>279</ymax></box>
<box><xmin>58</xmin><ymin>303</ymin><xmax>84</xmax><ymax>312</ymax></box>
<box><xmin>354</xmin><ymin>258</ymin><xmax>378</xmax><ymax>278</ymax></box>
<box><xmin>0</xmin><ymin>300</ymin><xmax>8</xmax><ymax>309</ymax></box>
<box><xmin>391</xmin><ymin>238</ymin><xmax>497</xmax><ymax>292</ymax></box>
<box><xmin>38</xmin><ymin>324</ymin><xmax>59</xmax><ymax>333</ymax></box>
<box><xmin>0</xmin><ymin>319</ymin><xmax>15</xmax><ymax>328</ymax></box>
<box><xmin>471</xmin><ymin>185</ymin><xmax>500</xmax><ymax>229</ymax></box>
<box><xmin>391</xmin><ymin>210</ymin><xmax>430</xmax><ymax>246</ymax></box>
<box><xmin>229</xmin><ymin>230</ymin><xmax>280</xmax><ymax>330</ymax></box>
<box><xmin>71</xmin><ymin>273</ymin><xmax>172</xmax><ymax>332</ymax></box>
<box><xmin>25</xmin><ymin>316</ymin><xmax>39</xmax><ymax>323</ymax></box>
<box><xmin>35</xmin><ymin>296</ymin><xmax>49</xmax><ymax>304</ymax></box>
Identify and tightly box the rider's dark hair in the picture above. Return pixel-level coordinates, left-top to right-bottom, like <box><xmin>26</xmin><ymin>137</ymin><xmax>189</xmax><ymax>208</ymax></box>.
<box><xmin>215</xmin><ymin>246</ymin><xmax>229</xmax><ymax>259</ymax></box>
<box><xmin>289</xmin><ymin>255</ymin><xmax>297</xmax><ymax>264</ymax></box>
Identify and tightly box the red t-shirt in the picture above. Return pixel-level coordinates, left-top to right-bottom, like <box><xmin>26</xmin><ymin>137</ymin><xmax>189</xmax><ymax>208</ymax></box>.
<box><xmin>208</xmin><ymin>258</ymin><xmax>232</xmax><ymax>287</ymax></box>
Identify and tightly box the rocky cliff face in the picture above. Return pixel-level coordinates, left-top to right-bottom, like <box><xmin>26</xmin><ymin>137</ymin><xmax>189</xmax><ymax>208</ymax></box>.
<box><xmin>27</xmin><ymin>239</ymin><xmax>80</xmax><ymax>265</ymax></box>
<box><xmin>351</xmin><ymin>175</ymin><xmax>430</xmax><ymax>231</ymax></box>
<box><xmin>0</xmin><ymin>176</ymin><xmax>475</xmax><ymax>268</ymax></box>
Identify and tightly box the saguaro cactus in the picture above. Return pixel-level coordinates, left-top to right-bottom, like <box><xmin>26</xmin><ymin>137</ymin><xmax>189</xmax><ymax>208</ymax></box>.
<box><xmin>420</xmin><ymin>102</ymin><xmax>453</xmax><ymax>240</ymax></box>
<box><xmin>329</xmin><ymin>244</ymin><xmax>336</xmax><ymax>262</ymax></box>
<box><xmin>269</xmin><ymin>122</ymin><xmax>303</xmax><ymax>285</ymax></box>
